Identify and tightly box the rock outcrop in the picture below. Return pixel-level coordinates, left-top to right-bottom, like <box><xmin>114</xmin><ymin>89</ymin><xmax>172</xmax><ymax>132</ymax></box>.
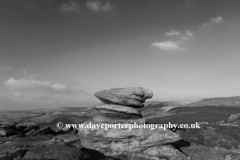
<box><xmin>0</xmin><ymin>122</ymin><xmax>85</xmax><ymax>160</ymax></box>
<box><xmin>227</xmin><ymin>113</ymin><xmax>240</xmax><ymax>123</ymax></box>
<box><xmin>79</xmin><ymin>87</ymin><xmax>189</xmax><ymax>160</ymax></box>
<box><xmin>49</xmin><ymin>134</ymin><xmax>82</xmax><ymax>148</ymax></box>
<box><xmin>94</xmin><ymin>87</ymin><xmax>153</xmax><ymax>107</ymax></box>
<box><xmin>22</xmin><ymin>144</ymin><xmax>83</xmax><ymax>160</ymax></box>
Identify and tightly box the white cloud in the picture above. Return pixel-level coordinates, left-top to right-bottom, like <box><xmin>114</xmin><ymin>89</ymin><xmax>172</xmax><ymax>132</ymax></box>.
<box><xmin>202</xmin><ymin>16</ymin><xmax>223</xmax><ymax>27</ymax></box>
<box><xmin>4</xmin><ymin>76</ymin><xmax>95</xmax><ymax>104</ymax></box>
<box><xmin>86</xmin><ymin>1</ymin><xmax>112</xmax><ymax>12</ymax></box>
<box><xmin>5</xmin><ymin>78</ymin><xmax>50</xmax><ymax>90</ymax></box>
<box><xmin>152</xmin><ymin>29</ymin><xmax>193</xmax><ymax>51</ymax></box>
<box><xmin>59</xmin><ymin>1</ymin><xmax>80</xmax><ymax>13</ymax></box>
<box><xmin>13</xmin><ymin>92</ymin><xmax>23</xmax><ymax>98</ymax></box>
<box><xmin>151</xmin><ymin>41</ymin><xmax>186</xmax><ymax>51</ymax></box>
<box><xmin>165</xmin><ymin>30</ymin><xmax>180</xmax><ymax>36</ymax></box>
<box><xmin>185</xmin><ymin>30</ymin><xmax>193</xmax><ymax>38</ymax></box>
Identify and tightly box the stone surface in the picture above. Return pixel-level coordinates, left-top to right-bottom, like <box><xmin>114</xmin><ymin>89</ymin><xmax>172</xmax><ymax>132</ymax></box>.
<box><xmin>31</xmin><ymin>126</ymin><xmax>55</xmax><ymax>136</ymax></box>
<box><xmin>15</xmin><ymin>122</ymin><xmax>39</xmax><ymax>130</ymax></box>
<box><xmin>78</xmin><ymin>120</ymin><xmax>181</xmax><ymax>158</ymax></box>
<box><xmin>0</xmin><ymin>121</ymin><xmax>16</xmax><ymax>129</ymax></box>
<box><xmin>0</xmin><ymin>135</ymin><xmax>53</xmax><ymax>159</ymax></box>
<box><xmin>22</xmin><ymin>144</ymin><xmax>83</xmax><ymax>160</ymax></box>
<box><xmin>94</xmin><ymin>104</ymin><xmax>142</xmax><ymax>118</ymax></box>
<box><xmin>127</xmin><ymin>145</ymin><xmax>189</xmax><ymax>160</ymax></box>
<box><xmin>93</xmin><ymin>115</ymin><xmax>146</xmax><ymax>124</ymax></box>
<box><xmin>94</xmin><ymin>87</ymin><xmax>153</xmax><ymax>107</ymax></box>
<box><xmin>227</xmin><ymin>113</ymin><xmax>240</xmax><ymax>123</ymax></box>
<box><xmin>0</xmin><ymin>128</ymin><xmax>15</xmax><ymax>137</ymax></box>
<box><xmin>50</xmin><ymin>134</ymin><xmax>82</xmax><ymax>148</ymax></box>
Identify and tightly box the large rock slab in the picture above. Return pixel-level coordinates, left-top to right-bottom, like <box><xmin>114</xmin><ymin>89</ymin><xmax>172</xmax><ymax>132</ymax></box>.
<box><xmin>49</xmin><ymin>134</ymin><xmax>82</xmax><ymax>148</ymax></box>
<box><xmin>93</xmin><ymin>115</ymin><xmax>146</xmax><ymax>124</ymax></box>
<box><xmin>94</xmin><ymin>87</ymin><xmax>153</xmax><ymax>108</ymax></box>
<box><xmin>78</xmin><ymin>120</ymin><xmax>181</xmax><ymax>158</ymax></box>
<box><xmin>0</xmin><ymin>128</ymin><xmax>15</xmax><ymax>137</ymax></box>
<box><xmin>0</xmin><ymin>121</ymin><xmax>16</xmax><ymax>129</ymax></box>
<box><xmin>127</xmin><ymin>145</ymin><xmax>190</xmax><ymax>160</ymax></box>
<box><xmin>94</xmin><ymin>104</ymin><xmax>142</xmax><ymax>118</ymax></box>
<box><xmin>15</xmin><ymin>122</ymin><xmax>39</xmax><ymax>130</ymax></box>
<box><xmin>30</xmin><ymin>127</ymin><xmax>55</xmax><ymax>136</ymax></box>
<box><xmin>22</xmin><ymin>144</ymin><xmax>83</xmax><ymax>160</ymax></box>
<box><xmin>227</xmin><ymin>113</ymin><xmax>240</xmax><ymax>123</ymax></box>
<box><xmin>0</xmin><ymin>135</ymin><xmax>53</xmax><ymax>159</ymax></box>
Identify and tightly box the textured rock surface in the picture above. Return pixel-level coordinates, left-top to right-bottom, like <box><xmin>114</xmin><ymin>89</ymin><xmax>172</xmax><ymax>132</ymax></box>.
<box><xmin>31</xmin><ymin>126</ymin><xmax>55</xmax><ymax>136</ymax></box>
<box><xmin>227</xmin><ymin>113</ymin><xmax>240</xmax><ymax>123</ymax></box>
<box><xmin>93</xmin><ymin>115</ymin><xmax>146</xmax><ymax>124</ymax></box>
<box><xmin>127</xmin><ymin>145</ymin><xmax>189</xmax><ymax>160</ymax></box>
<box><xmin>79</xmin><ymin>120</ymin><xmax>181</xmax><ymax>158</ymax></box>
<box><xmin>94</xmin><ymin>103</ymin><xmax>142</xmax><ymax>118</ymax></box>
<box><xmin>0</xmin><ymin>121</ymin><xmax>16</xmax><ymax>129</ymax></box>
<box><xmin>15</xmin><ymin>122</ymin><xmax>39</xmax><ymax>130</ymax></box>
<box><xmin>0</xmin><ymin>128</ymin><xmax>15</xmax><ymax>137</ymax></box>
<box><xmin>77</xmin><ymin>87</ymin><xmax>191</xmax><ymax>160</ymax></box>
<box><xmin>50</xmin><ymin>134</ymin><xmax>82</xmax><ymax>148</ymax></box>
<box><xmin>0</xmin><ymin>135</ymin><xmax>53</xmax><ymax>159</ymax></box>
<box><xmin>22</xmin><ymin>144</ymin><xmax>83</xmax><ymax>160</ymax></box>
<box><xmin>94</xmin><ymin>87</ymin><xmax>153</xmax><ymax>107</ymax></box>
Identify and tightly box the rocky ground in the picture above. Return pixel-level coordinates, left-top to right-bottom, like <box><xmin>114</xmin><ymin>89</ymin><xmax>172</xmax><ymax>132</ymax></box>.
<box><xmin>1</xmin><ymin>87</ymin><xmax>240</xmax><ymax>160</ymax></box>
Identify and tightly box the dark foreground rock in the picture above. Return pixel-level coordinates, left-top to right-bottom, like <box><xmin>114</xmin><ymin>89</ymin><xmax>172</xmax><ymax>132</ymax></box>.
<box><xmin>0</xmin><ymin>122</ymin><xmax>16</xmax><ymax>129</ymax></box>
<box><xmin>0</xmin><ymin>128</ymin><xmax>15</xmax><ymax>137</ymax></box>
<box><xmin>30</xmin><ymin>126</ymin><xmax>55</xmax><ymax>136</ymax></box>
<box><xmin>22</xmin><ymin>144</ymin><xmax>83</xmax><ymax>160</ymax></box>
<box><xmin>0</xmin><ymin>135</ymin><xmax>53</xmax><ymax>160</ymax></box>
<box><xmin>49</xmin><ymin>134</ymin><xmax>82</xmax><ymax>148</ymax></box>
<box><xmin>227</xmin><ymin>113</ymin><xmax>240</xmax><ymax>123</ymax></box>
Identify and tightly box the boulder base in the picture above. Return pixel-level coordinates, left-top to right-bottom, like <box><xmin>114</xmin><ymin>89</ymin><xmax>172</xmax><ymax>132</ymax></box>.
<box><xmin>93</xmin><ymin>114</ymin><xmax>146</xmax><ymax>124</ymax></box>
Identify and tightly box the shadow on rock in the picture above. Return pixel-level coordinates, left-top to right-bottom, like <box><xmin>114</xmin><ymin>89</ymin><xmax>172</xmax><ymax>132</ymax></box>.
<box><xmin>170</xmin><ymin>139</ymin><xmax>191</xmax><ymax>157</ymax></box>
<box><xmin>81</xmin><ymin>148</ymin><xmax>120</xmax><ymax>160</ymax></box>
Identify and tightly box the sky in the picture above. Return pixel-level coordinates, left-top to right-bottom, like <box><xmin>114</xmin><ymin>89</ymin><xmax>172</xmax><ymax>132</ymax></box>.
<box><xmin>0</xmin><ymin>0</ymin><xmax>240</xmax><ymax>110</ymax></box>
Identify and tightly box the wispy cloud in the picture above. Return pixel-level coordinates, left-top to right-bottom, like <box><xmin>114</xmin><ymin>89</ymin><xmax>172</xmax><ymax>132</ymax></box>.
<box><xmin>152</xmin><ymin>41</ymin><xmax>186</xmax><ymax>51</ymax></box>
<box><xmin>1</xmin><ymin>66</ymin><xmax>13</xmax><ymax>70</ymax></box>
<box><xmin>4</xmin><ymin>72</ymin><xmax>94</xmax><ymax>104</ymax></box>
<box><xmin>152</xmin><ymin>30</ymin><xmax>193</xmax><ymax>51</ymax></box>
<box><xmin>59</xmin><ymin>1</ymin><xmax>80</xmax><ymax>13</ymax></box>
<box><xmin>86</xmin><ymin>1</ymin><xmax>113</xmax><ymax>12</ymax></box>
<box><xmin>165</xmin><ymin>30</ymin><xmax>180</xmax><ymax>36</ymax></box>
<box><xmin>185</xmin><ymin>29</ymin><xmax>193</xmax><ymax>38</ymax></box>
<box><xmin>202</xmin><ymin>16</ymin><xmax>223</xmax><ymax>27</ymax></box>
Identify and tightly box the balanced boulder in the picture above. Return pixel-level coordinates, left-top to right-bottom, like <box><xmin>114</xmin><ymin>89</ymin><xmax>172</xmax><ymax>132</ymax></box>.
<box><xmin>94</xmin><ymin>87</ymin><xmax>153</xmax><ymax>107</ymax></box>
<box><xmin>78</xmin><ymin>87</ymin><xmax>189</xmax><ymax>159</ymax></box>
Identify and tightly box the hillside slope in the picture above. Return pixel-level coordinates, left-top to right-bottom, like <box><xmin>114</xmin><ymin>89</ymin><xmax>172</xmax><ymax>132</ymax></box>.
<box><xmin>189</xmin><ymin>96</ymin><xmax>240</xmax><ymax>107</ymax></box>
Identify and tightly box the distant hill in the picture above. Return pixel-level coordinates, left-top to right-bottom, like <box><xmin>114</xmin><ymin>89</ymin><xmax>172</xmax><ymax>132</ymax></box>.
<box><xmin>143</xmin><ymin>100</ymin><xmax>198</xmax><ymax>109</ymax></box>
<box><xmin>188</xmin><ymin>96</ymin><xmax>240</xmax><ymax>107</ymax></box>
<box><xmin>141</xmin><ymin>100</ymin><xmax>198</xmax><ymax>118</ymax></box>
